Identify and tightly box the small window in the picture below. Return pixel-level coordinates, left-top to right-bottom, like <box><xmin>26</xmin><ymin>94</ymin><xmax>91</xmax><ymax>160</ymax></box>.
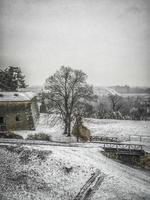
<box><xmin>16</xmin><ymin>115</ymin><xmax>20</xmax><ymax>121</ymax></box>
<box><xmin>0</xmin><ymin>117</ymin><xmax>4</xmax><ymax>124</ymax></box>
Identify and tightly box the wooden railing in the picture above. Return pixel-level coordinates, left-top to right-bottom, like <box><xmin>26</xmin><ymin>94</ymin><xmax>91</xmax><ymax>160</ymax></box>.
<box><xmin>128</xmin><ymin>135</ymin><xmax>150</xmax><ymax>142</ymax></box>
<box><xmin>103</xmin><ymin>142</ymin><xmax>143</xmax><ymax>151</ymax></box>
<box><xmin>91</xmin><ymin>136</ymin><xmax>119</xmax><ymax>142</ymax></box>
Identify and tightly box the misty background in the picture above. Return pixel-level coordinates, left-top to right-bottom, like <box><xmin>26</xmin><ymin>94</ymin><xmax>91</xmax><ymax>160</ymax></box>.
<box><xmin>0</xmin><ymin>0</ymin><xmax>150</xmax><ymax>87</ymax></box>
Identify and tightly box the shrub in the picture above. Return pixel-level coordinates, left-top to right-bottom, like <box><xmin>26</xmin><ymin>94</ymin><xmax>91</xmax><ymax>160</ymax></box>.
<box><xmin>0</xmin><ymin>131</ymin><xmax>23</xmax><ymax>139</ymax></box>
<box><xmin>140</xmin><ymin>155</ymin><xmax>150</xmax><ymax>169</ymax></box>
<box><xmin>26</xmin><ymin>133</ymin><xmax>51</xmax><ymax>141</ymax></box>
<box><xmin>72</xmin><ymin>124</ymin><xmax>91</xmax><ymax>142</ymax></box>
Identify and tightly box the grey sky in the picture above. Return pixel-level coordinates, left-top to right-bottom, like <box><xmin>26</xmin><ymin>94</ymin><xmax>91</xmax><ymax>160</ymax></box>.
<box><xmin>0</xmin><ymin>0</ymin><xmax>150</xmax><ymax>87</ymax></box>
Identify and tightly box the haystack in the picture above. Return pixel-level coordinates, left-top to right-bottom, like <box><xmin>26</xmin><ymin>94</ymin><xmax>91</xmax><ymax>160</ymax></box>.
<box><xmin>72</xmin><ymin>116</ymin><xmax>91</xmax><ymax>142</ymax></box>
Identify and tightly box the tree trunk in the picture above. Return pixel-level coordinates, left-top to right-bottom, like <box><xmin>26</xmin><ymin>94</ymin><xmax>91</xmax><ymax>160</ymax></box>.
<box><xmin>67</xmin><ymin>117</ymin><xmax>71</xmax><ymax>136</ymax></box>
<box><xmin>63</xmin><ymin>119</ymin><xmax>68</xmax><ymax>135</ymax></box>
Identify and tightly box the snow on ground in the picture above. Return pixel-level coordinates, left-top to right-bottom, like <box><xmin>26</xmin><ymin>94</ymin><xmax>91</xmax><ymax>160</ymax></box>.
<box><xmin>15</xmin><ymin>114</ymin><xmax>77</xmax><ymax>142</ymax></box>
<box><xmin>0</xmin><ymin>144</ymin><xmax>150</xmax><ymax>200</ymax></box>
<box><xmin>84</xmin><ymin>118</ymin><xmax>150</xmax><ymax>142</ymax></box>
<box><xmin>16</xmin><ymin>114</ymin><xmax>150</xmax><ymax>144</ymax></box>
<box><xmin>83</xmin><ymin>148</ymin><xmax>150</xmax><ymax>200</ymax></box>
<box><xmin>0</xmin><ymin>144</ymin><xmax>96</xmax><ymax>200</ymax></box>
<box><xmin>4</xmin><ymin>114</ymin><xmax>150</xmax><ymax>199</ymax></box>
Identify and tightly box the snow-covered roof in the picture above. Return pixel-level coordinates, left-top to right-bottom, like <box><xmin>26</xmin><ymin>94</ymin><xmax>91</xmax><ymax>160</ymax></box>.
<box><xmin>94</xmin><ymin>87</ymin><xmax>120</xmax><ymax>97</ymax></box>
<box><xmin>0</xmin><ymin>92</ymin><xmax>36</xmax><ymax>102</ymax></box>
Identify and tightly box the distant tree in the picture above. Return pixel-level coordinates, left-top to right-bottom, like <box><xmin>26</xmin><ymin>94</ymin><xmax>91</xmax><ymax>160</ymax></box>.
<box><xmin>45</xmin><ymin>66</ymin><xmax>95</xmax><ymax>136</ymax></box>
<box><xmin>0</xmin><ymin>66</ymin><xmax>27</xmax><ymax>91</ymax></box>
<box><xmin>96</xmin><ymin>102</ymin><xmax>107</xmax><ymax>119</ymax></box>
<box><xmin>75</xmin><ymin>101</ymin><xmax>95</xmax><ymax>118</ymax></box>
<box><xmin>131</xmin><ymin>96</ymin><xmax>148</xmax><ymax>120</ymax></box>
<box><xmin>108</xmin><ymin>94</ymin><xmax>123</xmax><ymax>112</ymax></box>
<box><xmin>0</xmin><ymin>69</ymin><xmax>6</xmax><ymax>91</ymax></box>
<box><xmin>138</xmin><ymin>106</ymin><xmax>145</xmax><ymax>120</ymax></box>
<box><xmin>39</xmin><ymin>91</ymin><xmax>47</xmax><ymax>113</ymax></box>
<box><xmin>130</xmin><ymin>107</ymin><xmax>140</xmax><ymax>120</ymax></box>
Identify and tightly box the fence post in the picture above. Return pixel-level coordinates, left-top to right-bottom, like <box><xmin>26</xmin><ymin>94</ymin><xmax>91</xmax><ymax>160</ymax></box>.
<box><xmin>140</xmin><ymin>136</ymin><xmax>142</xmax><ymax>142</ymax></box>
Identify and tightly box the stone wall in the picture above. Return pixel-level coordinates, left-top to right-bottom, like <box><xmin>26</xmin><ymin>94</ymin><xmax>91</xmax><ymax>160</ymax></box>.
<box><xmin>0</xmin><ymin>101</ymin><xmax>35</xmax><ymax>130</ymax></box>
<box><xmin>30</xmin><ymin>97</ymin><xmax>39</xmax><ymax>129</ymax></box>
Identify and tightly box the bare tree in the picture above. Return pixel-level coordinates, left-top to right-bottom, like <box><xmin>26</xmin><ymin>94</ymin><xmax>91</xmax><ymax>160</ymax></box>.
<box><xmin>96</xmin><ymin>102</ymin><xmax>107</xmax><ymax>119</ymax></box>
<box><xmin>108</xmin><ymin>94</ymin><xmax>123</xmax><ymax>112</ymax></box>
<box><xmin>45</xmin><ymin>66</ymin><xmax>95</xmax><ymax>136</ymax></box>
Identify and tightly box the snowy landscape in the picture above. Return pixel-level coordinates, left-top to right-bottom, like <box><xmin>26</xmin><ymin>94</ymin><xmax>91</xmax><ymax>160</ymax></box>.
<box><xmin>0</xmin><ymin>69</ymin><xmax>150</xmax><ymax>200</ymax></box>
<box><xmin>0</xmin><ymin>140</ymin><xmax>150</xmax><ymax>200</ymax></box>
<box><xmin>0</xmin><ymin>0</ymin><xmax>150</xmax><ymax>199</ymax></box>
<box><xmin>0</xmin><ymin>114</ymin><xmax>149</xmax><ymax>200</ymax></box>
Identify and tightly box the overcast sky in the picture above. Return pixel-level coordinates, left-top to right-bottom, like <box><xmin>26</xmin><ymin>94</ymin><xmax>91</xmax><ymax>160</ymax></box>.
<box><xmin>0</xmin><ymin>0</ymin><xmax>150</xmax><ymax>87</ymax></box>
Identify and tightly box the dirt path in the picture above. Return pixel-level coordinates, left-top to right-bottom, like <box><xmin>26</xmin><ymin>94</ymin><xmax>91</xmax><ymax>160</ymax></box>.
<box><xmin>0</xmin><ymin>138</ymin><xmax>102</xmax><ymax>149</ymax></box>
<box><xmin>73</xmin><ymin>169</ymin><xmax>105</xmax><ymax>200</ymax></box>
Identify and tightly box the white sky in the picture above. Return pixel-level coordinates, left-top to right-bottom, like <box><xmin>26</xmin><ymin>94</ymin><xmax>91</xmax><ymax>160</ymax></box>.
<box><xmin>0</xmin><ymin>0</ymin><xmax>150</xmax><ymax>87</ymax></box>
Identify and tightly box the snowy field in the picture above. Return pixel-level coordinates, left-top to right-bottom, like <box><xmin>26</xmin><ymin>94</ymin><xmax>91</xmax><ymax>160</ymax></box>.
<box><xmin>16</xmin><ymin>114</ymin><xmax>150</xmax><ymax>144</ymax></box>
<box><xmin>0</xmin><ymin>144</ymin><xmax>150</xmax><ymax>200</ymax></box>
<box><xmin>84</xmin><ymin>118</ymin><xmax>150</xmax><ymax>142</ymax></box>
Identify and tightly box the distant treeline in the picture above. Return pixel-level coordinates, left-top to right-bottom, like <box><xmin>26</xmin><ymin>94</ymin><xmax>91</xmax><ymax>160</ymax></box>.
<box><xmin>111</xmin><ymin>85</ymin><xmax>150</xmax><ymax>94</ymax></box>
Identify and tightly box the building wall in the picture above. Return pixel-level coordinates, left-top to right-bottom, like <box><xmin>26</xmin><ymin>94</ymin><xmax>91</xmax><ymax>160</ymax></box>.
<box><xmin>30</xmin><ymin>97</ymin><xmax>39</xmax><ymax>129</ymax></box>
<box><xmin>0</xmin><ymin>101</ymin><xmax>35</xmax><ymax>130</ymax></box>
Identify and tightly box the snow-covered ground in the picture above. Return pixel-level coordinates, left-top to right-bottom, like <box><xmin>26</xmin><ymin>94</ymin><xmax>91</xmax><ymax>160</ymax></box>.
<box><xmin>15</xmin><ymin>114</ymin><xmax>77</xmax><ymax>142</ymax></box>
<box><xmin>1</xmin><ymin>115</ymin><xmax>150</xmax><ymax>199</ymax></box>
<box><xmin>16</xmin><ymin>114</ymin><xmax>150</xmax><ymax>144</ymax></box>
<box><xmin>84</xmin><ymin>118</ymin><xmax>150</xmax><ymax>142</ymax></box>
<box><xmin>0</xmin><ymin>144</ymin><xmax>149</xmax><ymax>200</ymax></box>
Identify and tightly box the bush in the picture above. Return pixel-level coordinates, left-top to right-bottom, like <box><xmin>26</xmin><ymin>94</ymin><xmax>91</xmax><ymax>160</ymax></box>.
<box><xmin>72</xmin><ymin>124</ymin><xmax>91</xmax><ymax>142</ymax></box>
<box><xmin>26</xmin><ymin>133</ymin><xmax>51</xmax><ymax>141</ymax></box>
<box><xmin>140</xmin><ymin>155</ymin><xmax>150</xmax><ymax>169</ymax></box>
<box><xmin>0</xmin><ymin>131</ymin><xmax>23</xmax><ymax>139</ymax></box>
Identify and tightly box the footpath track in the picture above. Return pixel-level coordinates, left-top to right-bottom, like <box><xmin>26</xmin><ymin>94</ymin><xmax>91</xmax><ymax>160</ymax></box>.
<box><xmin>73</xmin><ymin>169</ymin><xmax>105</xmax><ymax>200</ymax></box>
<box><xmin>0</xmin><ymin>138</ymin><xmax>101</xmax><ymax>148</ymax></box>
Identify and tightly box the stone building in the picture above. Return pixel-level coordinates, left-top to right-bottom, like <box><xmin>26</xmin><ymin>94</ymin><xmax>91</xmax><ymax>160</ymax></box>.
<box><xmin>0</xmin><ymin>92</ymin><xmax>39</xmax><ymax>131</ymax></box>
